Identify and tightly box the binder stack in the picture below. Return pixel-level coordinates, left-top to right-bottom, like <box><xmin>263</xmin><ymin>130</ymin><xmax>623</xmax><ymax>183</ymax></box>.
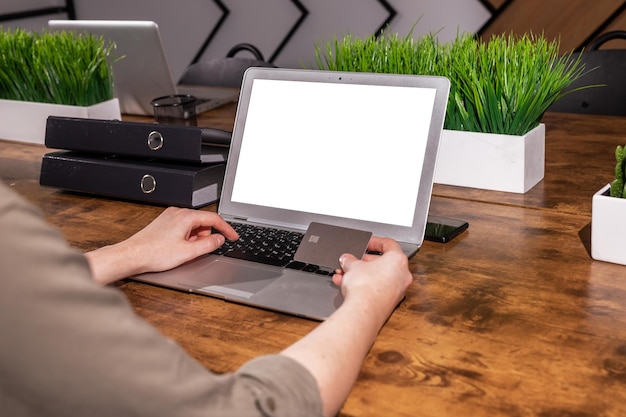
<box><xmin>40</xmin><ymin>116</ymin><xmax>231</xmax><ymax>208</ymax></box>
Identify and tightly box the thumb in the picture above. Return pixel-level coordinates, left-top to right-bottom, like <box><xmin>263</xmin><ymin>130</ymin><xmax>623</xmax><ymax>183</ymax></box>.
<box><xmin>205</xmin><ymin>233</ymin><xmax>226</xmax><ymax>252</ymax></box>
<box><xmin>333</xmin><ymin>253</ymin><xmax>359</xmax><ymax>288</ymax></box>
<box><xmin>189</xmin><ymin>233</ymin><xmax>225</xmax><ymax>258</ymax></box>
<box><xmin>339</xmin><ymin>253</ymin><xmax>359</xmax><ymax>272</ymax></box>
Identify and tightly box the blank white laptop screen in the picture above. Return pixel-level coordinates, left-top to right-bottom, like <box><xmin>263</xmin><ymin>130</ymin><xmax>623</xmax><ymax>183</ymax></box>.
<box><xmin>230</xmin><ymin>79</ymin><xmax>436</xmax><ymax>227</ymax></box>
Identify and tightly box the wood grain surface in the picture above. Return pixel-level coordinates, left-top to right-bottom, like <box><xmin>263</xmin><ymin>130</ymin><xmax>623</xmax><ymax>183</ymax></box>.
<box><xmin>480</xmin><ymin>0</ymin><xmax>625</xmax><ymax>53</ymax></box>
<box><xmin>3</xmin><ymin>108</ymin><xmax>626</xmax><ymax>416</ymax></box>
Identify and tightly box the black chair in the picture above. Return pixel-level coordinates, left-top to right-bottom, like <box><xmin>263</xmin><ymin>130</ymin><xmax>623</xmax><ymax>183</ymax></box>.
<box><xmin>179</xmin><ymin>43</ymin><xmax>277</xmax><ymax>88</ymax></box>
<box><xmin>549</xmin><ymin>31</ymin><xmax>626</xmax><ymax>116</ymax></box>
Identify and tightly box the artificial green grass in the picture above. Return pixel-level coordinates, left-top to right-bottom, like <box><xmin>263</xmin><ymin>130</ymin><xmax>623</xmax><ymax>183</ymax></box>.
<box><xmin>314</xmin><ymin>31</ymin><xmax>587</xmax><ymax>136</ymax></box>
<box><xmin>0</xmin><ymin>28</ymin><xmax>115</xmax><ymax>106</ymax></box>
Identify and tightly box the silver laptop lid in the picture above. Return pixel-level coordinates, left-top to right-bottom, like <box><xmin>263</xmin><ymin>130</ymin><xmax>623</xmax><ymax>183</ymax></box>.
<box><xmin>48</xmin><ymin>20</ymin><xmax>178</xmax><ymax>115</ymax></box>
<box><xmin>219</xmin><ymin>68</ymin><xmax>450</xmax><ymax>252</ymax></box>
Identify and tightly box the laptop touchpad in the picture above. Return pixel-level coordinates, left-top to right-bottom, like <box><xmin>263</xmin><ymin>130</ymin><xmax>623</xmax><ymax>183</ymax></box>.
<box><xmin>179</xmin><ymin>258</ymin><xmax>279</xmax><ymax>299</ymax></box>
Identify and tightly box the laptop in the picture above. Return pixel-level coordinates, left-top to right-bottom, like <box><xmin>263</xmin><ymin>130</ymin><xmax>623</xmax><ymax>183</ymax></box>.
<box><xmin>134</xmin><ymin>67</ymin><xmax>450</xmax><ymax>320</ymax></box>
<box><xmin>48</xmin><ymin>20</ymin><xmax>239</xmax><ymax>116</ymax></box>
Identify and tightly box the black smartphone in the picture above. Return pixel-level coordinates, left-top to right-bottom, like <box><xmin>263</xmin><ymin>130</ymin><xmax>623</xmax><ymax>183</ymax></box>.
<box><xmin>424</xmin><ymin>215</ymin><xmax>469</xmax><ymax>243</ymax></box>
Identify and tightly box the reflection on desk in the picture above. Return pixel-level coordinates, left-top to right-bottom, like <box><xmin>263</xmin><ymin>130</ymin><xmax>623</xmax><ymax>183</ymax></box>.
<box><xmin>2</xmin><ymin>109</ymin><xmax>626</xmax><ymax>416</ymax></box>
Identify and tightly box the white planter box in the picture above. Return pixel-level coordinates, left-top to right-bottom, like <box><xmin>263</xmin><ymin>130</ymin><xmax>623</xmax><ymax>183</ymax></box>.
<box><xmin>434</xmin><ymin>123</ymin><xmax>545</xmax><ymax>193</ymax></box>
<box><xmin>592</xmin><ymin>184</ymin><xmax>626</xmax><ymax>265</ymax></box>
<box><xmin>0</xmin><ymin>98</ymin><xmax>121</xmax><ymax>145</ymax></box>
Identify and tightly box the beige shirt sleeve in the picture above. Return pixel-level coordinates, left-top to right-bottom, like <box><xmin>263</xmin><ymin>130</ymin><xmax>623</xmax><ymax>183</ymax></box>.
<box><xmin>0</xmin><ymin>182</ymin><xmax>323</xmax><ymax>417</ymax></box>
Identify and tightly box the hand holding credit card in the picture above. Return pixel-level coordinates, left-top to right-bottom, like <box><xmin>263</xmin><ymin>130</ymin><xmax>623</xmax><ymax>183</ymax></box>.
<box><xmin>294</xmin><ymin>222</ymin><xmax>373</xmax><ymax>270</ymax></box>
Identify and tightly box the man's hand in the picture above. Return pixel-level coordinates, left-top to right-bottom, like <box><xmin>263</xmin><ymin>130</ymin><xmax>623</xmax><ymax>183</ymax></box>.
<box><xmin>332</xmin><ymin>236</ymin><xmax>412</xmax><ymax>325</ymax></box>
<box><xmin>282</xmin><ymin>236</ymin><xmax>413</xmax><ymax>417</ymax></box>
<box><xmin>85</xmin><ymin>207</ymin><xmax>239</xmax><ymax>285</ymax></box>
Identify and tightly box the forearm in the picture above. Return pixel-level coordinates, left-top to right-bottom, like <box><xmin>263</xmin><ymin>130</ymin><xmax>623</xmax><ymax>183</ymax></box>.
<box><xmin>85</xmin><ymin>241</ymin><xmax>147</xmax><ymax>285</ymax></box>
<box><xmin>281</xmin><ymin>296</ymin><xmax>389</xmax><ymax>417</ymax></box>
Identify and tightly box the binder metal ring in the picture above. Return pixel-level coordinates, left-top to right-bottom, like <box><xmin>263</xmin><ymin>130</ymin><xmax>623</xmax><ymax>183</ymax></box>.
<box><xmin>147</xmin><ymin>131</ymin><xmax>164</xmax><ymax>151</ymax></box>
<box><xmin>140</xmin><ymin>174</ymin><xmax>157</xmax><ymax>194</ymax></box>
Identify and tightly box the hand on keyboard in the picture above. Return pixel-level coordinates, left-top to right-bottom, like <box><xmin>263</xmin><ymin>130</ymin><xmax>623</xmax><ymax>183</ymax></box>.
<box><xmin>213</xmin><ymin>222</ymin><xmax>331</xmax><ymax>275</ymax></box>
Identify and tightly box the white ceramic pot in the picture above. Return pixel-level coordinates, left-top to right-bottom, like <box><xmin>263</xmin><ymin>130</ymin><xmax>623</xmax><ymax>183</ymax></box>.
<box><xmin>0</xmin><ymin>98</ymin><xmax>121</xmax><ymax>145</ymax></box>
<box><xmin>592</xmin><ymin>183</ymin><xmax>626</xmax><ymax>265</ymax></box>
<box><xmin>434</xmin><ymin>123</ymin><xmax>545</xmax><ymax>194</ymax></box>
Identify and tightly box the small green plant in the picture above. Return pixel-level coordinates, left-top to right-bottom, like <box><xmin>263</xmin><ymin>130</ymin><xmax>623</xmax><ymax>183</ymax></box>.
<box><xmin>0</xmin><ymin>27</ymin><xmax>115</xmax><ymax>106</ymax></box>
<box><xmin>314</xmin><ymin>30</ymin><xmax>587</xmax><ymax>136</ymax></box>
<box><xmin>610</xmin><ymin>145</ymin><xmax>626</xmax><ymax>198</ymax></box>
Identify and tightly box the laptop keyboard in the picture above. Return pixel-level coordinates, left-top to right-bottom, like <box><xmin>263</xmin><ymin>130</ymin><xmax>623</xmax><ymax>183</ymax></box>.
<box><xmin>213</xmin><ymin>222</ymin><xmax>333</xmax><ymax>275</ymax></box>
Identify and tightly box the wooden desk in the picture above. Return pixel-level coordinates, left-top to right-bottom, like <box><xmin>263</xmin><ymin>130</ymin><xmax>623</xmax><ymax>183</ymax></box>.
<box><xmin>434</xmin><ymin>112</ymin><xmax>626</xmax><ymax>216</ymax></box>
<box><xmin>3</xmin><ymin>110</ymin><xmax>626</xmax><ymax>417</ymax></box>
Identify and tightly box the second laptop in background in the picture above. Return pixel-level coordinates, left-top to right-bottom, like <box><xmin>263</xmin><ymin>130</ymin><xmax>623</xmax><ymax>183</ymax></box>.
<box><xmin>48</xmin><ymin>20</ymin><xmax>239</xmax><ymax>116</ymax></box>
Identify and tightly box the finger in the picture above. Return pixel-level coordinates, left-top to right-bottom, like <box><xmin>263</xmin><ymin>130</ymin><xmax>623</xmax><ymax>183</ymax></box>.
<box><xmin>186</xmin><ymin>211</ymin><xmax>239</xmax><ymax>241</ymax></box>
<box><xmin>367</xmin><ymin>236</ymin><xmax>403</xmax><ymax>255</ymax></box>
<box><xmin>331</xmin><ymin>272</ymin><xmax>343</xmax><ymax>287</ymax></box>
<box><xmin>208</xmin><ymin>217</ymin><xmax>239</xmax><ymax>241</ymax></box>
<box><xmin>193</xmin><ymin>227</ymin><xmax>215</xmax><ymax>239</ymax></box>
<box><xmin>361</xmin><ymin>252</ymin><xmax>381</xmax><ymax>262</ymax></box>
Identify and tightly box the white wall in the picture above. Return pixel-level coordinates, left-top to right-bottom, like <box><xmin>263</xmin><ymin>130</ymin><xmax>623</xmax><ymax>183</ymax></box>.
<box><xmin>2</xmin><ymin>0</ymin><xmax>490</xmax><ymax>82</ymax></box>
<box><xmin>0</xmin><ymin>0</ymin><xmax>67</xmax><ymax>31</ymax></box>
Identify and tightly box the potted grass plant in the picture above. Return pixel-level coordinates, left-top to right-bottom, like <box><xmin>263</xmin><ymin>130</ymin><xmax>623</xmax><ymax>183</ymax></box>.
<box><xmin>0</xmin><ymin>27</ymin><xmax>121</xmax><ymax>144</ymax></box>
<box><xmin>314</xmin><ymin>31</ymin><xmax>587</xmax><ymax>193</ymax></box>
<box><xmin>592</xmin><ymin>145</ymin><xmax>626</xmax><ymax>265</ymax></box>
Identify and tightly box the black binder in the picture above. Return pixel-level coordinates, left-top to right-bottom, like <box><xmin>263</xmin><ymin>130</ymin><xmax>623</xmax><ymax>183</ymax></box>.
<box><xmin>40</xmin><ymin>151</ymin><xmax>225</xmax><ymax>208</ymax></box>
<box><xmin>44</xmin><ymin>116</ymin><xmax>231</xmax><ymax>164</ymax></box>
